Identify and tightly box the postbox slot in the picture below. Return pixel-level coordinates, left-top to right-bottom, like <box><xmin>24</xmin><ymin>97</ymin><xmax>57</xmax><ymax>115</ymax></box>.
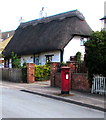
<box><xmin>65</xmin><ymin>72</ymin><xmax>69</xmax><ymax>80</ymax></box>
<box><xmin>66</xmin><ymin>74</ymin><xmax>69</xmax><ymax>79</ymax></box>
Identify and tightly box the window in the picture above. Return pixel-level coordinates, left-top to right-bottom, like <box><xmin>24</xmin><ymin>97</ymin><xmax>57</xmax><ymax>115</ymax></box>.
<box><xmin>45</xmin><ymin>55</ymin><xmax>54</xmax><ymax>63</ymax></box>
<box><xmin>80</xmin><ymin>38</ymin><xmax>87</xmax><ymax>46</ymax></box>
<box><xmin>35</xmin><ymin>57</ymin><xmax>39</xmax><ymax>65</ymax></box>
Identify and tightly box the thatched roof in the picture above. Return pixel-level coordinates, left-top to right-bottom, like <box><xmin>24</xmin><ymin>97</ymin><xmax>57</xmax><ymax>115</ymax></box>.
<box><xmin>0</xmin><ymin>36</ymin><xmax>13</xmax><ymax>58</ymax></box>
<box><xmin>3</xmin><ymin>10</ymin><xmax>92</xmax><ymax>57</ymax></box>
<box><xmin>0</xmin><ymin>36</ymin><xmax>13</xmax><ymax>55</ymax></box>
<box><xmin>1</xmin><ymin>30</ymin><xmax>15</xmax><ymax>40</ymax></box>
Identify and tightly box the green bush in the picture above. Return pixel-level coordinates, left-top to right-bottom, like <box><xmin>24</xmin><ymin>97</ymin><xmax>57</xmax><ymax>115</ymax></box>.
<box><xmin>75</xmin><ymin>52</ymin><xmax>82</xmax><ymax>62</ymax></box>
<box><xmin>85</xmin><ymin>30</ymin><xmax>106</xmax><ymax>87</ymax></box>
<box><xmin>57</xmin><ymin>62</ymin><xmax>67</xmax><ymax>72</ymax></box>
<box><xmin>11</xmin><ymin>52</ymin><xmax>21</xmax><ymax>68</ymax></box>
<box><xmin>35</xmin><ymin>63</ymin><xmax>50</xmax><ymax>81</ymax></box>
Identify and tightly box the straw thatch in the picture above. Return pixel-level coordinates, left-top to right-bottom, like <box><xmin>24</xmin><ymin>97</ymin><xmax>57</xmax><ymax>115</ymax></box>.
<box><xmin>3</xmin><ymin>10</ymin><xmax>92</xmax><ymax>57</ymax></box>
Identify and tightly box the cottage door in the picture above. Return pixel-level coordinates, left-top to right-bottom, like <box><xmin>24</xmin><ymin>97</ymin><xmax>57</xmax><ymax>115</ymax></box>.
<box><xmin>35</xmin><ymin>57</ymin><xmax>39</xmax><ymax>65</ymax></box>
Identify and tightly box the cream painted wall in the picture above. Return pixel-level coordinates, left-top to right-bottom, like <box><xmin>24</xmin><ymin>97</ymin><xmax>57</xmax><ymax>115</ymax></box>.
<box><xmin>39</xmin><ymin>51</ymin><xmax>60</xmax><ymax>65</ymax></box>
<box><xmin>20</xmin><ymin>51</ymin><xmax>60</xmax><ymax>66</ymax></box>
<box><xmin>9</xmin><ymin>59</ymin><xmax>12</xmax><ymax>68</ymax></box>
<box><xmin>63</xmin><ymin>36</ymin><xmax>87</xmax><ymax>62</ymax></box>
<box><xmin>8</xmin><ymin>36</ymin><xmax>87</xmax><ymax>67</ymax></box>
<box><xmin>21</xmin><ymin>55</ymin><xmax>34</xmax><ymax>66</ymax></box>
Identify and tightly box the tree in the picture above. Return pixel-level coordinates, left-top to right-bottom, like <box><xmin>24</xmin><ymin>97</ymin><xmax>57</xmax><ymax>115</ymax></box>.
<box><xmin>11</xmin><ymin>52</ymin><xmax>21</xmax><ymax>68</ymax></box>
<box><xmin>75</xmin><ymin>52</ymin><xmax>82</xmax><ymax>62</ymax></box>
<box><xmin>85</xmin><ymin>30</ymin><xmax>106</xmax><ymax>86</ymax></box>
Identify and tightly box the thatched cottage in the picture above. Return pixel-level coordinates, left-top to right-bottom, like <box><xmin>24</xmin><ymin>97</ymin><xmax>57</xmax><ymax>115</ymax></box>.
<box><xmin>3</xmin><ymin>10</ymin><xmax>92</xmax><ymax>67</ymax></box>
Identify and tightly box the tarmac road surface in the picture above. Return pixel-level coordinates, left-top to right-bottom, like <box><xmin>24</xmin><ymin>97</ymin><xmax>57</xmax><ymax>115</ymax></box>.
<box><xmin>0</xmin><ymin>87</ymin><xmax>104</xmax><ymax>118</ymax></box>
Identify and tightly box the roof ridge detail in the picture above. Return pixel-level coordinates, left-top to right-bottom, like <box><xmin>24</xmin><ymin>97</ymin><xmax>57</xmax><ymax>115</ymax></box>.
<box><xmin>19</xmin><ymin>10</ymin><xmax>85</xmax><ymax>28</ymax></box>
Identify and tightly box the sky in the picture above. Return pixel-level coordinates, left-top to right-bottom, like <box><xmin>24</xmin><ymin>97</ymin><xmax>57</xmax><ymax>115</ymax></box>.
<box><xmin>0</xmin><ymin>0</ymin><xmax>105</xmax><ymax>32</ymax></box>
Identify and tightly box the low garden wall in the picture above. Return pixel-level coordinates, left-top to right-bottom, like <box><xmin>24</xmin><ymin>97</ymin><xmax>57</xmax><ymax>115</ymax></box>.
<box><xmin>51</xmin><ymin>72</ymin><xmax>90</xmax><ymax>92</ymax></box>
<box><xmin>72</xmin><ymin>73</ymin><xmax>90</xmax><ymax>92</ymax></box>
<box><xmin>50</xmin><ymin>62</ymin><xmax>91</xmax><ymax>92</ymax></box>
<box><xmin>54</xmin><ymin>73</ymin><xmax>61</xmax><ymax>88</ymax></box>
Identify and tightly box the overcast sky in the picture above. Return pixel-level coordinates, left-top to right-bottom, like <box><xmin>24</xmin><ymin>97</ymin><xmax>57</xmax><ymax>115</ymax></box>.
<box><xmin>0</xmin><ymin>0</ymin><xmax>105</xmax><ymax>32</ymax></box>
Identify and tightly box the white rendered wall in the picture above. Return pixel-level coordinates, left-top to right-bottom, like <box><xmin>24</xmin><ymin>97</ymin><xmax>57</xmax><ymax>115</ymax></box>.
<box><xmin>20</xmin><ymin>51</ymin><xmax>60</xmax><ymax>66</ymax></box>
<box><xmin>39</xmin><ymin>51</ymin><xmax>60</xmax><ymax>65</ymax></box>
<box><xmin>63</xmin><ymin>36</ymin><xmax>86</xmax><ymax>62</ymax></box>
<box><xmin>9</xmin><ymin>59</ymin><xmax>12</xmax><ymax>68</ymax></box>
<box><xmin>21</xmin><ymin>55</ymin><xmax>34</xmax><ymax>66</ymax></box>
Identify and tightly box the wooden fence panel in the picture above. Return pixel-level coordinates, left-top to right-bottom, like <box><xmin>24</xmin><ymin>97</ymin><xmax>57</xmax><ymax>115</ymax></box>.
<box><xmin>2</xmin><ymin>68</ymin><xmax>9</xmax><ymax>81</ymax></box>
<box><xmin>74</xmin><ymin>62</ymin><xmax>87</xmax><ymax>73</ymax></box>
<box><xmin>2</xmin><ymin>68</ymin><xmax>24</xmax><ymax>83</ymax></box>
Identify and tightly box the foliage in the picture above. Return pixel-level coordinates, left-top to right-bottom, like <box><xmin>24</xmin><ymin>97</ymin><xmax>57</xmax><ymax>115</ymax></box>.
<box><xmin>11</xmin><ymin>52</ymin><xmax>21</xmax><ymax>68</ymax></box>
<box><xmin>21</xmin><ymin>61</ymin><xmax>27</xmax><ymax>83</ymax></box>
<box><xmin>57</xmin><ymin>62</ymin><xmax>67</xmax><ymax>72</ymax></box>
<box><xmin>35</xmin><ymin>63</ymin><xmax>50</xmax><ymax>81</ymax></box>
<box><xmin>22</xmin><ymin>61</ymin><xmax>27</xmax><ymax>68</ymax></box>
<box><xmin>85</xmin><ymin>30</ymin><xmax>106</xmax><ymax>86</ymax></box>
<box><xmin>75</xmin><ymin>52</ymin><xmax>82</xmax><ymax>62</ymax></box>
<box><xmin>60</xmin><ymin>62</ymin><xmax>67</xmax><ymax>66</ymax></box>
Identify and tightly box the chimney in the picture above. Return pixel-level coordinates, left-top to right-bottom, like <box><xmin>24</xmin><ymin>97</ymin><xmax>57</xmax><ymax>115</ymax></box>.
<box><xmin>40</xmin><ymin>7</ymin><xmax>47</xmax><ymax>18</ymax></box>
<box><xmin>19</xmin><ymin>16</ymin><xmax>25</xmax><ymax>24</ymax></box>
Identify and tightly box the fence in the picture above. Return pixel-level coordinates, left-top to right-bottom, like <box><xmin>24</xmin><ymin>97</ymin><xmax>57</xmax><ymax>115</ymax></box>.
<box><xmin>91</xmin><ymin>75</ymin><xmax>106</xmax><ymax>95</ymax></box>
<box><xmin>2</xmin><ymin>68</ymin><xmax>27</xmax><ymax>83</ymax></box>
<box><xmin>74</xmin><ymin>61</ymin><xmax>87</xmax><ymax>73</ymax></box>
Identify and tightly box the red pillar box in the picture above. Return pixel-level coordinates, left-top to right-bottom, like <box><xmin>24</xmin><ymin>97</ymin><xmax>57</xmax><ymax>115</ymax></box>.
<box><xmin>61</xmin><ymin>66</ymin><xmax>70</xmax><ymax>94</ymax></box>
<box><xmin>27</xmin><ymin>63</ymin><xmax>35</xmax><ymax>83</ymax></box>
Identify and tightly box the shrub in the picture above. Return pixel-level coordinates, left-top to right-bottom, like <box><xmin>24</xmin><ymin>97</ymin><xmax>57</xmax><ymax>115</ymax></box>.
<box><xmin>35</xmin><ymin>63</ymin><xmax>50</xmax><ymax>81</ymax></box>
<box><xmin>57</xmin><ymin>62</ymin><xmax>67</xmax><ymax>72</ymax></box>
<box><xmin>11</xmin><ymin>52</ymin><xmax>21</xmax><ymax>68</ymax></box>
<box><xmin>75</xmin><ymin>52</ymin><xmax>82</xmax><ymax>62</ymax></box>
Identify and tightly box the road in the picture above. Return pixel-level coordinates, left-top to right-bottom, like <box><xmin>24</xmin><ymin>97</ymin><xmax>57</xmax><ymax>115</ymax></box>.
<box><xmin>0</xmin><ymin>86</ymin><xmax>104</xmax><ymax>118</ymax></box>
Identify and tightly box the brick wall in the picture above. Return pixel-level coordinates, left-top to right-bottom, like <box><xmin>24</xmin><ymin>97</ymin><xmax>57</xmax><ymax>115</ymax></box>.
<box><xmin>50</xmin><ymin>62</ymin><xmax>60</xmax><ymax>86</ymax></box>
<box><xmin>50</xmin><ymin>62</ymin><xmax>90</xmax><ymax>92</ymax></box>
<box><xmin>72</xmin><ymin>73</ymin><xmax>90</xmax><ymax>92</ymax></box>
<box><xmin>67</xmin><ymin>61</ymin><xmax>76</xmax><ymax>73</ymax></box>
<box><xmin>54</xmin><ymin>72</ymin><xmax>61</xmax><ymax>88</ymax></box>
<box><xmin>51</xmin><ymin>72</ymin><xmax>90</xmax><ymax>92</ymax></box>
<box><xmin>27</xmin><ymin>63</ymin><xmax>35</xmax><ymax>83</ymax></box>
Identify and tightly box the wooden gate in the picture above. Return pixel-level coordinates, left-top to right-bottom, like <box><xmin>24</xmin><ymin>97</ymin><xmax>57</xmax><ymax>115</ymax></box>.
<box><xmin>91</xmin><ymin>75</ymin><xmax>106</xmax><ymax>95</ymax></box>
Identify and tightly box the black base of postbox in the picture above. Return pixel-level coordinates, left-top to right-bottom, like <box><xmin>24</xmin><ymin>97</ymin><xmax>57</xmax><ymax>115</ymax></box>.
<box><xmin>61</xmin><ymin>91</ymin><xmax>69</xmax><ymax>94</ymax></box>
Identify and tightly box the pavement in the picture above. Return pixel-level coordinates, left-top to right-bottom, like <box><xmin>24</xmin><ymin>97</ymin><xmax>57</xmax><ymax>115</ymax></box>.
<box><xmin>1</xmin><ymin>80</ymin><xmax>106</xmax><ymax>112</ymax></box>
